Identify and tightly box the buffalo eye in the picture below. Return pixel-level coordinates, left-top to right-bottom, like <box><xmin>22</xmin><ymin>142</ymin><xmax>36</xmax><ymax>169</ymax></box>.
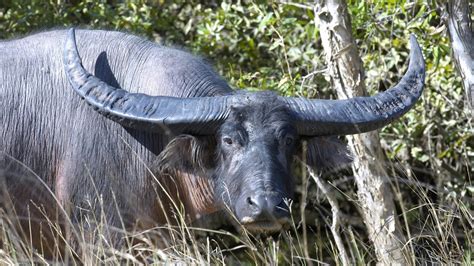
<box><xmin>223</xmin><ymin>136</ymin><xmax>233</xmax><ymax>146</ymax></box>
<box><xmin>285</xmin><ymin>136</ymin><xmax>294</xmax><ymax>146</ymax></box>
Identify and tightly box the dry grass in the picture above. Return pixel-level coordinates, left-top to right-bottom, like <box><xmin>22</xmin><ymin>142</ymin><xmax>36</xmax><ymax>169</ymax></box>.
<box><xmin>0</xmin><ymin>159</ymin><xmax>472</xmax><ymax>265</ymax></box>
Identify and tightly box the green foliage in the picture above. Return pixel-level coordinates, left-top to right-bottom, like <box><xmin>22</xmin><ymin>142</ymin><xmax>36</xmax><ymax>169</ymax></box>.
<box><xmin>347</xmin><ymin>0</ymin><xmax>472</xmax><ymax>194</ymax></box>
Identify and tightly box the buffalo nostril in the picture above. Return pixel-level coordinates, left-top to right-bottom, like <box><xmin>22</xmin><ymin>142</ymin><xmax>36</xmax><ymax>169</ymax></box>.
<box><xmin>247</xmin><ymin>196</ymin><xmax>254</xmax><ymax>206</ymax></box>
<box><xmin>239</xmin><ymin>194</ymin><xmax>291</xmax><ymax>227</ymax></box>
<box><xmin>246</xmin><ymin>195</ymin><xmax>266</xmax><ymax>212</ymax></box>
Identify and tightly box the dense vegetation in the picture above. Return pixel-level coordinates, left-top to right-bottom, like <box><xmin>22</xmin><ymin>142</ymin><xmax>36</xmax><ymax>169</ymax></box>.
<box><xmin>1</xmin><ymin>0</ymin><xmax>472</xmax><ymax>264</ymax></box>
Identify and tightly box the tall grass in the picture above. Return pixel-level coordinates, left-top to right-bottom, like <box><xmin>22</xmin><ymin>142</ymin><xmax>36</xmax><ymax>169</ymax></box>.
<box><xmin>0</xmin><ymin>158</ymin><xmax>471</xmax><ymax>265</ymax></box>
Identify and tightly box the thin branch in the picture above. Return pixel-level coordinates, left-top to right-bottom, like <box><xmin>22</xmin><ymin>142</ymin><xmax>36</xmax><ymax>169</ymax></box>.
<box><xmin>279</xmin><ymin>1</ymin><xmax>313</xmax><ymax>10</ymax></box>
<box><xmin>307</xmin><ymin>166</ymin><xmax>351</xmax><ymax>266</ymax></box>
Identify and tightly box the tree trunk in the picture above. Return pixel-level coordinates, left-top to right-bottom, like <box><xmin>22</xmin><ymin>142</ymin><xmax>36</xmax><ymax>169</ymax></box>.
<box><xmin>446</xmin><ymin>0</ymin><xmax>474</xmax><ymax>114</ymax></box>
<box><xmin>313</xmin><ymin>1</ymin><xmax>409</xmax><ymax>264</ymax></box>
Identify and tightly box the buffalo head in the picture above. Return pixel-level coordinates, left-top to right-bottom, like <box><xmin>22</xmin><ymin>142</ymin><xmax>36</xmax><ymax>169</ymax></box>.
<box><xmin>63</xmin><ymin>29</ymin><xmax>425</xmax><ymax>233</ymax></box>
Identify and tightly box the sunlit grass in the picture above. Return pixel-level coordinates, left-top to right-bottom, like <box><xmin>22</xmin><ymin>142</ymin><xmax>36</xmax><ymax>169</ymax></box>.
<box><xmin>0</xmin><ymin>160</ymin><xmax>470</xmax><ymax>265</ymax></box>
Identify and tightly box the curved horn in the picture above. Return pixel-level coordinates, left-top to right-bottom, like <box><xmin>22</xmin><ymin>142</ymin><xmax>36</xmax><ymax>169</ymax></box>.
<box><xmin>284</xmin><ymin>35</ymin><xmax>425</xmax><ymax>136</ymax></box>
<box><xmin>63</xmin><ymin>28</ymin><xmax>231</xmax><ymax>135</ymax></box>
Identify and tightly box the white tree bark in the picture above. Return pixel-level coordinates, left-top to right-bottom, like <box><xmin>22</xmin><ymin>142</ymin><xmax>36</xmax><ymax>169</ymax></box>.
<box><xmin>446</xmin><ymin>0</ymin><xmax>474</xmax><ymax>114</ymax></box>
<box><xmin>313</xmin><ymin>1</ymin><xmax>409</xmax><ymax>264</ymax></box>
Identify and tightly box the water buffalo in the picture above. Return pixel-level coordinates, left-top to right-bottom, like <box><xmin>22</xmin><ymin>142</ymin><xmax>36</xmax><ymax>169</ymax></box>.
<box><xmin>0</xmin><ymin>28</ymin><xmax>425</xmax><ymax>252</ymax></box>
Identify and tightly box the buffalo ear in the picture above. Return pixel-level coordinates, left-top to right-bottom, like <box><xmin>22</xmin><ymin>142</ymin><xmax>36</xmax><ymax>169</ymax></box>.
<box><xmin>299</xmin><ymin>136</ymin><xmax>353</xmax><ymax>173</ymax></box>
<box><xmin>156</xmin><ymin>135</ymin><xmax>215</xmax><ymax>173</ymax></box>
